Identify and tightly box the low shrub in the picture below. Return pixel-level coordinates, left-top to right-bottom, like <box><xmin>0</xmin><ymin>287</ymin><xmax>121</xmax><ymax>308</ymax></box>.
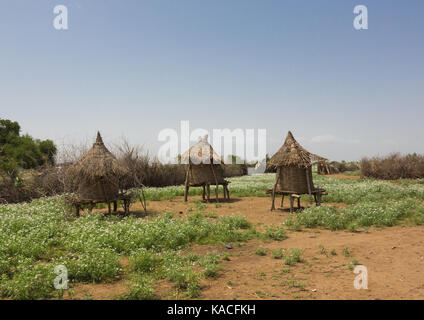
<box><xmin>361</xmin><ymin>153</ymin><xmax>424</xmax><ymax>180</ymax></box>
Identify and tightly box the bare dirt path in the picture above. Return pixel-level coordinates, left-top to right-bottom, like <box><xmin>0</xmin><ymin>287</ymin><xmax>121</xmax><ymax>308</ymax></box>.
<box><xmin>81</xmin><ymin>195</ymin><xmax>424</xmax><ymax>300</ymax></box>
<box><xmin>194</xmin><ymin>226</ymin><xmax>424</xmax><ymax>300</ymax></box>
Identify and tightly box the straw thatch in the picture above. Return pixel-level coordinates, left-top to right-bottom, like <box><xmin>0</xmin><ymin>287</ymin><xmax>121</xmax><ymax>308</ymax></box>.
<box><xmin>269</xmin><ymin>131</ymin><xmax>326</xmax><ymax>194</ymax></box>
<box><xmin>188</xmin><ymin>163</ymin><xmax>226</xmax><ymax>186</ymax></box>
<box><xmin>182</xmin><ymin>135</ymin><xmax>229</xmax><ymax>202</ymax></box>
<box><xmin>66</xmin><ymin>132</ymin><xmax>127</xmax><ymax>200</ymax></box>
<box><xmin>181</xmin><ymin>135</ymin><xmax>225</xmax><ymax>186</ymax></box>
<box><xmin>269</xmin><ymin>131</ymin><xmax>328</xmax><ymax>210</ymax></box>
<box><xmin>268</xmin><ymin>131</ymin><xmax>325</xmax><ymax>168</ymax></box>
<box><xmin>277</xmin><ymin>166</ymin><xmax>314</xmax><ymax>194</ymax></box>
<box><xmin>181</xmin><ymin>135</ymin><xmax>224</xmax><ymax>165</ymax></box>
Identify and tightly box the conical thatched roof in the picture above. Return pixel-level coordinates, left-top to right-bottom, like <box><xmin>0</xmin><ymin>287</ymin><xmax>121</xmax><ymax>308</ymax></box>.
<box><xmin>67</xmin><ymin>132</ymin><xmax>127</xmax><ymax>184</ymax></box>
<box><xmin>181</xmin><ymin>135</ymin><xmax>224</xmax><ymax>165</ymax></box>
<box><xmin>268</xmin><ymin>131</ymin><xmax>325</xmax><ymax>168</ymax></box>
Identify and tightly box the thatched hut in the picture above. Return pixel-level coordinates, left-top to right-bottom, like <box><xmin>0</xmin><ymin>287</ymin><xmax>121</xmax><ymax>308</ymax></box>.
<box><xmin>181</xmin><ymin>135</ymin><xmax>229</xmax><ymax>202</ymax></box>
<box><xmin>66</xmin><ymin>132</ymin><xmax>129</xmax><ymax>214</ymax></box>
<box><xmin>268</xmin><ymin>131</ymin><xmax>327</xmax><ymax>211</ymax></box>
<box><xmin>317</xmin><ymin>161</ymin><xmax>339</xmax><ymax>175</ymax></box>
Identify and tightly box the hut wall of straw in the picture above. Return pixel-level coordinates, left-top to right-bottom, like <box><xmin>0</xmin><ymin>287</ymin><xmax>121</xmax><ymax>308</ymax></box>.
<box><xmin>78</xmin><ymin>180</ymin><xmax>119</xmax><ymax>200</ymax></box>
<box><xmin>188</xmin><ymin>164</ymin><xmax>225</xmax><ymax>186</ymax></box>
<box><xmin>276</xmin><ymin>166</ymin><xmax>314</xmax><ymax>194</ymax></box>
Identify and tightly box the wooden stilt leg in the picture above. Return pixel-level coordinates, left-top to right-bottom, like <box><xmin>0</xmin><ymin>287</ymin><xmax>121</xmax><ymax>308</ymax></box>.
<box><xmin>223</xmin><ymin>184</ymin><xmax>226</xmax><ymax>200</ymax></box>
<box><xmin>226</xmin><ymin>185</ymin><xmax>230</xmax><ymax>200</ymax></box>
<box><xmin>125</xmin><ymin>200</ymin><xmax>129</xmax><ymax>215</ymax></box>
<box><xmin>107</xmin><ymin>202</ymin><xmax>111</xmax><ymax>215</ymax></box>
<box><xmin>184</xmin><ymin>166</ymin><xmax>190</xmax><ymax>202</ymax></box>
<box><xmin>306</xmin><ymin>168</ymin><xmax>313</xmax><ymax>205</ymax></box>
<box><xmin>271</xmin><ymin>177</ymin><xmax>279</xmax><ymax>211</ymax></box>
<box><xmin>76</xmin><ymin>205</ymin><xmax>80</xmax><ymax>217</ymax></box>
<box><xmin>210</xmin><ymin>164</ymin><xmax>219</xmax><ymax>203</ymax></box>
<box><xmin>289</xmin><ymin>196</ymin><xmax>294</xmax><ymax>214</ymax></box>
<box><xmin>280</xmin><ymin>195</ymin><xmax>285</xmax><ymax>208</ymax></box>
<box><xmin>184</xmin><ymin>185</ymin><xmax>188</xmax><ymax>202</ymax></box>
<box><xmin>215</xmin><ymin>185</ymin><xmax>219</xmax><ymax>203</ymax></box>
<box><xmin>113</xmin><ymin>201</ymin><xmax>117</xmax><ymax>212</ymax></box>
<box><xmin>202</xmin><ymin>185</ymin><xmax>206</xmax><ymax>201</ymax></box>
<box><xmin>207</xmin><ymin>185</ymin><xmax>210</xmax><ymax>202</ymax></box>
<box><xmin>298</xmin><ymin>197</ymin><xmax>301</xmax><ymax>209</ymax></box>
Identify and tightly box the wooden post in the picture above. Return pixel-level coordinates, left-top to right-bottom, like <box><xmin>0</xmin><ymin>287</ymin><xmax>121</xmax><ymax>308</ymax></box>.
<box><xmin>107</xmin><ymin>202</ymin><xmax>111</xmax><ymax>215</ymax></box>
<box><xmin>317</xmin><ymin>193</ymin><xmax>322</xmax><ymax>206</ymax></box>
<box><xmin>305</xmin><ymin>168</ymin><xmax>313</xmax><ymax>205</ymax></box>
<box><xmin>207</xmin><ymin>184</ymin><xmax>210</xmax><ymax>202</ymax></box>
<box><xmin>280</xmin><ymin>194</ymin><xmax>285</xmax><ymax>209</ymax></box>
<box><xmin>210</xmin><ymin>163</ymin><xmax>219</xmax><ymax>203</ymax></box>
<box><xmin>271</xmin><ymin>170</ymin><xmax>280</xmax><ymax>211</ymax></box>
<box><xmin>223</xmin><ymin>184</ymin><xmax>226</xmax><ymax>200</ymax></box>
<box><xmin>184</xmin><ymin>164</ymin><xmax>190</xmax><ymax>202</ymax></box>
<box><xmin>289</xmin><ymin>196</ymin><xmax>294</xmax><ymax>214</ymax></box>
<box><xmin>297</xmin><ymin>197</ymin><xmax>301</xmax><ymax>209</ymax></box>
<box><xmin>225</xmin><ymin>184</ymin><xmax>230</xmax><ymax>200</ymax></box>
<box><xmin>202</xmin><ymin>185</ymin><xmax>206</xmax><ymax>201</ymax></box>
<box><xmin>75</xmin><ymin>204</ymin><xmax>80</xmax><ymax>217</ymax></box>
<box><xmin>113</xmin><ymin>201</ymin><xmax>117</xmax><ymax>212</ymax></box>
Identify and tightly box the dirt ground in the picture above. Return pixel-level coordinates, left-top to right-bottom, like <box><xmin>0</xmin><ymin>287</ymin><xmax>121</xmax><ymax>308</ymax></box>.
<box><xmin>73</xmin><ymin>193</ymin><xmax>424</xmax><ymax>300</ymax></box>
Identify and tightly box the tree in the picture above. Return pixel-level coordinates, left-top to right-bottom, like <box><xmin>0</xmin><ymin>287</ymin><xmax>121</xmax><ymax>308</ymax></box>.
<box><xmin>38</xmin><ymin>139</ymin><xmax>57</xmax><ymax>165</ymax></box>
<box><xmin>0</xmin><ymin>119</ymin><xmax>20</xmax><ymax>144</ymax></box>
<box><xmin>0</xmin><ymin>119</ymin><xmax>57</xmax><ymax>181</ymax></box>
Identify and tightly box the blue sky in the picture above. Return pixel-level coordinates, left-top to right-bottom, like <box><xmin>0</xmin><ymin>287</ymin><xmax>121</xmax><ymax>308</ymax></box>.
<box><xmin>0</xmin><ymin>0</ymin><xmax>423</xmax><ymax>161</ymax></box>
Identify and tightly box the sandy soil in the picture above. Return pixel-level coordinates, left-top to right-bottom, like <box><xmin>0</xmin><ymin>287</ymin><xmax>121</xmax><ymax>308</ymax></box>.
<box><xmin>74</xmin><ymin>193</ymin><xmax>424</xmax><ymax>300</ymax></box>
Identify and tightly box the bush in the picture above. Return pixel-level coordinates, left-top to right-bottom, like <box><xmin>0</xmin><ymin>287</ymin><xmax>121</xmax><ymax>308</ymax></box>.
<box><xmin>329</xmin><ymin>161</ymin><xmax>360</xmax><ymax>173</ymax></box>
<box><xmin>361</xmin><ymin>153</ymin><xmax>424</xmax><ymax>180</ymax></box>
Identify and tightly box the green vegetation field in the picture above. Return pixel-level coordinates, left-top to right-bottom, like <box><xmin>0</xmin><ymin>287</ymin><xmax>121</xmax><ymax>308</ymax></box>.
<box><xmin>1</xmin><ymin>173</ymin><xmax>424</xmax><ymax>299</ymax></box>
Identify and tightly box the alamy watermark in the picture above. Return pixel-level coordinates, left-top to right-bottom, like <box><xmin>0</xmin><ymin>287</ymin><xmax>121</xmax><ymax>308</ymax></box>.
<box><xmin>353</xmin><ymin>265</ymin><xmax>368</xmax><ymax>289</ymax></box>
<box><xmin>53</xmin><ymin>5</ymin><xmax>68</xmax><ymax>30</ymax></box>
<box><xmin>51</xmin><ymin>5</ymin><xmax>368</xmax><ymax>32</ymax></box>
<box><xmin>157</xmin><ymin>121</ymin><xmax>267</xmax><ymax>167</ymax></box>
<box><xmin>353</xmin><ymin>5</ymin><xmax>368</xmax><ymax>30</ymax></box>
<box><xmin>53</xmin><ymin>265</ymin><xmax>68</xmax><ymax>290</ymax></box>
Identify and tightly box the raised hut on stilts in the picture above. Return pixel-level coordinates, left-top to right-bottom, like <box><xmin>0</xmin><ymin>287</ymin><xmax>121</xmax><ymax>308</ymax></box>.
<box><xmin>66</xmin><ymin>131</ymin><xmax>133</xmax><ymax>216</ymax></box>
<box><xmin>317</xmin><ymin>160</ymin><xmax>339</xmax><ymax>175</ymax></box>
<box><xmin>181</xmin><ymin>135</ymin><xmax>230</xmax><ymax>202</ymax></box>
<box><xmin>267</xmin><ymin>131</ymin><xmax>328</xmax><ymax>213</ymax></box>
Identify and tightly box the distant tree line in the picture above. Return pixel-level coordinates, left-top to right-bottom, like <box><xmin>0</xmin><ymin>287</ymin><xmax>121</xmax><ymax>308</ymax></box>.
<box><xmin>0</xmin><ymin>119</ymin><xmax>57</xmax><ymax>182</ymax></box>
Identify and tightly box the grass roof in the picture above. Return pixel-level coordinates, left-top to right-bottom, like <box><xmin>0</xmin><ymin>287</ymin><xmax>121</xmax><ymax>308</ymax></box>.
<box><xmin>181</xmin><ymin>135</ymin><xmax>224</xmax><ymax>165</ymax></box>
<box><xmin>66</xmin><ymin>132</ymin><xmax>128</xmax><ymax>184</ymax></box>
<box><xmin>268</xmin><ymin>131</ymin><xmax>326</xmax><ymax>168</ymax></box>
